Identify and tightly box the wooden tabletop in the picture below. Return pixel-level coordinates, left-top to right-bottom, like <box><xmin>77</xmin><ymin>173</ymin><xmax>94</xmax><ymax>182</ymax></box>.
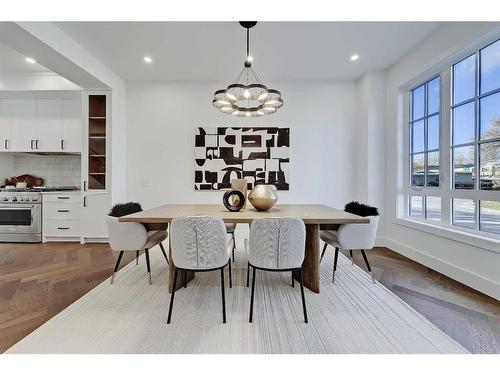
<box><xmin>119</xmin><ymin>204</ymin><xmax>370</xmax><ymax>224</ymax></box>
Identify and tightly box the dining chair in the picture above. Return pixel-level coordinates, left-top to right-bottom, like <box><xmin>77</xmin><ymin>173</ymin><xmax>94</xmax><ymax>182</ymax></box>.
<box><xmin>320</xmin><ymin>202</ymin><xmax>379</xmax><ymax>283</ymax></box>
<box><xmin>225</xmin><ymin>223</ymin><xmax>237</xmax><ymax>262</ymax></box>
<box><xmin>167</xmin><ymin>216</ymin><xmax>233</xmax><ymax>324</ymax></box>
<box><xmin>105</xmin><ymin>216</ymin><xmax>169</xmax><ymax>285</ymax></box>
<box><xmin>245</xmin><ymin>217</ymin><xmax>308</xmax><ymax>323</ymax></box>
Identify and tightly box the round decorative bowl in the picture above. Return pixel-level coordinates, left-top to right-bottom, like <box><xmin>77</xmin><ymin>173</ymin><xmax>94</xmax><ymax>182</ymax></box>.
<box><xmin>248</xmin><ymin>184</ymin><xmax>278</xmax><ymax>211</ymax></box>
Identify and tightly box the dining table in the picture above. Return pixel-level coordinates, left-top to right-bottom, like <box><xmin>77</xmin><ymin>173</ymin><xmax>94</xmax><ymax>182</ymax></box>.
<box><xmin>119</xmin><ymin>204</ymin><xmax>369</xmax><ymax>294</ymax></box>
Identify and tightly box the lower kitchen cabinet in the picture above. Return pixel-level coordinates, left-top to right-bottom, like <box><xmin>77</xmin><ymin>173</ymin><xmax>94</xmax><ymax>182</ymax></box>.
<box><xmin>82</xmin><ymin>193</ymin><xmax>110</xmax><ymax>242</ymax></box>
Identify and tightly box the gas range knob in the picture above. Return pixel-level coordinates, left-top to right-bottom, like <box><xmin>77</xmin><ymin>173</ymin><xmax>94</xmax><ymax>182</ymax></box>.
<box><xmin>11</xmin><ymin>197</ymin><xmax>17</xmax><ymax>202</ymax></box>
<box><xmin>31</xmin><ymin>196</ymin><xmax>38</xmax><ymax>202</ymax></box>
<box><xmin>2</xmin><ymin>197</ymin><xmax>8</xmax><ymax>202</ymax></box>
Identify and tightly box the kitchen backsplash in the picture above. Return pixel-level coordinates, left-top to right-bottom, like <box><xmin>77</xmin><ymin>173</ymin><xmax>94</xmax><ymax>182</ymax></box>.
<box><xmin>3</xmin><ymin>154</ymin><xmax>81</xmax><ymax>187</ymax></box>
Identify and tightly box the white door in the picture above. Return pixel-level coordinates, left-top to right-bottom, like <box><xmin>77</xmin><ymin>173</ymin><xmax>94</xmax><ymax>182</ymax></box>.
<box><xmin>61</xmin><ymin>98</ymin><xmax>82</xmax><ymax>153</ymax></box>
<box><xmin>0</xmin><ymin>100</ymin><xmax>11</xmax><ymax>151</ymax></box>
<box><xmin>36</xmin><ymin>99</ymin><xmax>62</xmax><ymax>152</ymax></box>
<box><xmin>82</xmin><ymin>193</ymin><xmax>110</xmax><ymax>239</ymax></box>
<box><xmin>10</xmin><ymin>99</ymin><xmax>37</xmax><ymax>151</ymax></box>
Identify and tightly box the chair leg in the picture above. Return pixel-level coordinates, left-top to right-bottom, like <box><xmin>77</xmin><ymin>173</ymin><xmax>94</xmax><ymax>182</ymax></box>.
<box><xmin>220</xmin><ymin>268</ymin><xmax>226</xmax><ymax>324</ymax></box>
<box><xmin>298</xmin><ymin>268</ymin><xmax>308</xmax><ymax>323</ymax></box>
<box><xmin>159</xmin><ymin>242</ymin><xmax>169</xmax><ymax>264</ymax></box>
<box><xmin>136</xmin><ymin>250</ymin><xmax>139</xmax><ymax>265</ymax></box>
<box><xmin>167</xmin><ymin>267</ymin><xmax>179</xmax><ymax>324</ymax></box>
<box><xmin>333</xmin><ymin>247</ymin><xmax>339</xmax><ymax>283</ymax></box>
<box><xmin>246</xmin><ymin>262</ymin><xmax>250</xmax><ymax>287</ymax></box>
<box><xmin>232</xmin><ymin>233</ymin><xmax>236</xmax><ymax>262</ymax></box>
<box><xmin>145</xmin><ymin>249</ymin><xmax>152</xmax><ymax>285</ymax></box>
<box><xmin>360</xmin><ymin>250</ymin><xmax>375</xmax><ymax>283</ymax></box>
<box><xmin>110</xmin><ymin>251</ymin><xmax>124</xmax><ymax>284</ymax></box>
<box><xmin>349</xmin><ymin>250</ymin><xmax>354</xmax><ymax>265</ymax></box>
<box><xmin>183</xmin><ymin>270</ymin><xmax>187</xmax><ymax>288</ymax></box>
<box><xmin>228</xmin><ymin>259</ymin><xmax>232</xmax><ymax>288</ymax></box>
<box><xmin>320</xmin><ymin>243</ymin><xmax>328</xmax><ymax>262</ymax></box>
<box><xmin>291</xmin><ymin>271</ymin><xmax>295</xmax><ymax>287</ymax></box>
<box><xmin>249</xmin><ymin>266</ymin><xmax>256</xmax><ymax>323</ymax></box>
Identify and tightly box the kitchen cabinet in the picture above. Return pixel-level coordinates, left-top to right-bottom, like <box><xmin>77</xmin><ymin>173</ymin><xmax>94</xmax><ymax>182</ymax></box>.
<box><xmin>0</xmin><ymin>99</ymin><xmax>11</xmax><ymax>151</ymax></box>
<box><xmin>82</xmin><ymin>193</ymin><xmax>110</xmax><ymax>241</ymax></box>
<box><xmin>42</xmin><ymin>191</ymin><xmax>82</xmax><ymax>242</ymax></box>
<box><xmin>61</xmin><ymin>98</ymin><xmax>82</xmax><ymax>153</ymax></box>
<box><xmin>36</xmin><ymin>99</ymin><xmax>62</xmax><ymax>152</ymax></box>
<box><xmin>9</xmin><ymin>99</ymin><xmax>37</xmax><ymax>151</ymax></box>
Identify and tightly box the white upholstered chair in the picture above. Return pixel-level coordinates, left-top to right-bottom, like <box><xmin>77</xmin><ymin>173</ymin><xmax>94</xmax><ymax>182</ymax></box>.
<box><xmin>320</xmin><ymin>215</ymin><xmax>379</xmax><ymax>283</ymax></box>
<box><xmin>105</xmin><ymin>216</ymin><xmax>169</xmax><ymax>285</ymax></box>
<box><xmin>225</xmin><ymin>223</ymin><xmax>237</xmax><ymax>262</ymax></box>
<box><xmin>245</xmin><ymin>217</ymin><xmax>308</xmax><ymax>323</ymax></box>
<box><xmin>167</xmin><ymin>216</ymin><xmax>233</xmax><ymax>324</ymax></box>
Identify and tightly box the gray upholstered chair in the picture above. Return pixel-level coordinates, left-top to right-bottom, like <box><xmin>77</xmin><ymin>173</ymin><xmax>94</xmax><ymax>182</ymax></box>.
<box><xmin>225</xmin><ymin>223</ymin><xmax>237</xmax><ymax>262</ymax></box>
<box><xmin>244</xmin><ymin>217</ymin><xmax>308</xmax><ymax>323</ymax></box>
<box><xmin>320</xmin><ymin>215</ymin><xmax>379</xmax><ymax>283</ymax></box>
<box><xmin>167</xmin><ymin>216</ymin><xmax>233</xmax><ymax>324</ymax></box>
<box><xmin>105</xmin><ymin>216</ymin><xmax>169</xmax><ymax>285</ymax></box>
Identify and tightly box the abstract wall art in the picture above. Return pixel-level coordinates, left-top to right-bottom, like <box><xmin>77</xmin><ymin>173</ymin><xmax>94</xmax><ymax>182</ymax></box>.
<box><xmin>194</xmin><ymin>127</ymin><xmax>290</xmax><ymax>190</ymax></box>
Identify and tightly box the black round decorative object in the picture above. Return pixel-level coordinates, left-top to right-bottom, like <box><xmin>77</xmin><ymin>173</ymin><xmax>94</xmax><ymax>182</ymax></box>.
<box><xmin>223</xmin><ymin>190</ymin><xmax>245</xmax><ymax>212</ymax></box>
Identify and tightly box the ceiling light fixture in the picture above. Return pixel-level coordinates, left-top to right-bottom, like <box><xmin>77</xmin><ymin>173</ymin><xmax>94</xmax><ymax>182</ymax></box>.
<box><xmin>143</xmin><ymin>56</ymin><xmax>153</xmax><ymax>64</ymax></box>
<box><xmin>25</xmin><ymin>57</ymin><xmax>36</xmax><ymax>64</ymax></box>
<box><xmin>213</xmin><ymin>21</ymin><xmax>283</xmax><ymax>117</ymax></box>
<box><xmin>350</xmin><ymin>54</ymin><xmax>359</xmax><ymax>61</ymax></box>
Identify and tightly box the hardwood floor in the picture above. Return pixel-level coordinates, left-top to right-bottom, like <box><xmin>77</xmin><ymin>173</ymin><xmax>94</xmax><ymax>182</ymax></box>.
<box><xmin>0</xmin><ymin>242</ymin><xmax>498</xmax><ymax>353</ymax></box>
<box><xmin>0</xmin><ymin>242</ymin><xmax>136</xmax><ymax>353</ymax></box>
<box><xmin>336</xmin><ymin>247</ymin><xmax>500</xmax><ymax>354</ymax></box>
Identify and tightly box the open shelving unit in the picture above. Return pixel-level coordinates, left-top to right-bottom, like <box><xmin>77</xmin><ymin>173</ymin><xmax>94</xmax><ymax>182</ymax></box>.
<box><xmin>87</xmin><ymin>95</ymin><xmax>107</xmax><ymax>190</ymax></box>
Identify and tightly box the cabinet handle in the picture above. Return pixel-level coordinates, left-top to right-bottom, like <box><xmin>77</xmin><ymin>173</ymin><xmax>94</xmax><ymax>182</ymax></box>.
<box><xmin>57</xmin><ymin>227</ymin><xmax>70</xmax><ymax>230</ymax></box>
<box><xmin>4</xmin><ymin>140</ymin><xmax>8</xmax><ymax>149</ymax></box>
<box><xmin>61</xmin><ymin>139</ymin><xmax>65</xmax><ymax>150</ymax></box>
<box><xmin>57</xmin><ymin>209</ymin><xmax>70</xmax><ymax>213</ymax></box>
<box><xmin>36</xmin><ymin>139</ymin><xmax>39</xmax><ymax>149</ymax></box>
<box><xmin>83</xmin><ymin>196</ymin><xmax>87</xmax><ymax>207</ymax></box>
<box><xmin>83</xmin><ymin>181</ymin><xmax>87</xmax><ymax>191</ymax></box>
<box><xmin>30</xmin><ymin>140</ymin><xmax>34</xmax><ymax>150</ymax></box>
<box><xmin>57</xmin><ymin>196</ymin><xmax>70</xmax><ymax>200</ymax></box>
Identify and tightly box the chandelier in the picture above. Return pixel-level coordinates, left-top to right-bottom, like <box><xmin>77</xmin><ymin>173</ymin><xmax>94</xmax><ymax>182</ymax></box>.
<box><xmin>213</xmin><ymin>21</ymin><xmax>283</xmax><ymax>117</ymax></box>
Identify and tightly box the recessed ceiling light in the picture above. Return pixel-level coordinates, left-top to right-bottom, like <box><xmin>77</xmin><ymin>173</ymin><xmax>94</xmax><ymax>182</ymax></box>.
<box><xmin>143</xmin><ymin>56</ymin><xmax>153</xmax><ymax>64</ymax></box>
<box><xmin>25</xmin><ymin>57</ymin><xmax>36</xmax><ymax>64</ymax></box>
<box><xmin>350</xmin><ymin>54</ymin><xmax>359</xmax><ymax>61</ymax></box>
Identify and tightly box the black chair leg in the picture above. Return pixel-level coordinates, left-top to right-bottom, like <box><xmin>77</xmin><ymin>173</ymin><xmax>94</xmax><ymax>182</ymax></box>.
<box><xmin>228</xmin><ymin>259</ymin><xmax>232</xmax><ymax>288</ymax></box>
<box><xmin>249</xmin><ymin>266</ymin><xmax>256</xmax><ymax>323</ymax></box>
<box><xmin>320</xmin><ymin>243</ymin><xmax>328</xmax><ymax>262</ymax></box>
<box><xmin>291</xmin><ymin>271</ymin><xmax>295</xmax><ymax>287</ymax></box>
<box><xmin>220</xmin><ymin>268</ymin><xmax>226</xmax><ymax>323</ymax></box>
<box><xmin>136</xmin><ymin>250</ymin><xmax>139</xmax><ymax>265</ymax></box>
<box><xmin>360</xmin><ymin>250</ymin><xmax>375</xmax><ymax>283</ymax></box>
<box><xmin>110</xmin><ymin>251</ymin><xmax>124</xmax><ymax>284</ymax></box>
<box><xmin>145</xmin><ymin>249</ymin><xmax>152</xmax><ymax>285</ymax></box>
<box><xmin>167</xmin><ymin>267</ymin><xmax>178</xmax><ymax>324</ymax></box>
<box><xmin>333</xmin><ymin>247</ymin><xmax>339</xmax><ymax>283</ymax></box>
<box><xmin>183</xmin><ymin>270</ymin><xmax>187</xmax><ymax>288</ymax></box>
<box><xmin>349</xmin><ymin>250</ymin><xmax>354</xmax><ymax>265</ymax></box>
<box><xmin>159</xmin><ymin>242</ymin><xmax>168</xmax><ymax>264</ymax></box>
<box><xmin>232</xmin><ymin>233</ymin><xmax>236</xmax><ymax>262</ymax></box>
<box><xmin>246</xmin><ymin>262</ymin><xmax>250</xmax><ymax>287</ymax></box>
<box><xmin>298</xmin><ymin>268</ymin><xmax>308</xmax><ymax>323</ymax></box>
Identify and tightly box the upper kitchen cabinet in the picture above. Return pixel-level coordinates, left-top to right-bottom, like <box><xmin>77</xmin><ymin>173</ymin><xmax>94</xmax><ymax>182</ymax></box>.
<box><xmin>0</xmin><ymin>95</ymin><xmax>82</xmax><ymax>153</ymax></box>
<box><xmin>83</xmin><ymin>92</ymin><xmax>110</xmax><ymax>192</ymax></box>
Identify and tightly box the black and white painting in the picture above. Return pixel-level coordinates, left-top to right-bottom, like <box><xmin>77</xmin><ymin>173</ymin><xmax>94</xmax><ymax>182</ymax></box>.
<box><xmin>195</xmin><ymin>127</ymin><xmax>290</xmax><ymax>190</ymax></box>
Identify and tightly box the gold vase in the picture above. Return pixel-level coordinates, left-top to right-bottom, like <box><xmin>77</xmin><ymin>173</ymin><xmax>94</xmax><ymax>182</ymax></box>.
<box><xmin>248</xmin><ymin>184</ymin><xmax>278</xmax><ymax>211</ymax></box>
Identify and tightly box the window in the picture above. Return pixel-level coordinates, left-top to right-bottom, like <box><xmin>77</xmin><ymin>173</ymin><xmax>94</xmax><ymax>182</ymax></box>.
<box><xmin>404</xmin><ymin>38</ymin><xmax>500</xmax><ymax>240</ymax></box>
<box><xmin>410</xmin><ymin>77</ymin><xmax>441</xmax><ymax>188</ymax></box>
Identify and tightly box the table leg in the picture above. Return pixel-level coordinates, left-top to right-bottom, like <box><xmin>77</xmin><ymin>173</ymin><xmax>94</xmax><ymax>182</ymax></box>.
<box><xmin>168</xmin><ymin>233</ymin><xmax>194</xmax><ymax>292</ymax></box>
<box><xmin>294</xmin><ymin>224</ymin><xmax>320</xmax><ymax>293</ymax></box>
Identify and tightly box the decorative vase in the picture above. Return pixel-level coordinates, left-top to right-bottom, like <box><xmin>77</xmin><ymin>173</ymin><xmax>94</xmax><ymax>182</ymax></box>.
<box><xmin>222</xmin><ymin>190</ymin><xmax>245</xmax><ymax>212</ymax></box>
<box><xmin>248</xmin><ymin>184</ymin><xmax>278</xmax><ymax>211</ymax></box>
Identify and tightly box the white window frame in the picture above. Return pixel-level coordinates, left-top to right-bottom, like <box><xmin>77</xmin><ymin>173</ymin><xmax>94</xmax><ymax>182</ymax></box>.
<box><xmin>398</xmin><ymin>35</ymin><xmax>500</xmax><ymax>248</ymax></box>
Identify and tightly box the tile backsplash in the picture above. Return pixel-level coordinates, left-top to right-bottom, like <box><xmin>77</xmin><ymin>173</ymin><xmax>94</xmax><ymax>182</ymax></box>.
<box><xmin>4</xmin><ymin>154</ymin><xmax>81</xmax><ymax>187</ymax></box>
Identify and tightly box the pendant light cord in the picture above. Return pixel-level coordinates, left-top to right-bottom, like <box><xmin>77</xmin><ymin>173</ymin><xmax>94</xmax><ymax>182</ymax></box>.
<box><xmin>246</xmin><ymin>28</ymin><xmax>250</xmax><ymax>59</ymax></box>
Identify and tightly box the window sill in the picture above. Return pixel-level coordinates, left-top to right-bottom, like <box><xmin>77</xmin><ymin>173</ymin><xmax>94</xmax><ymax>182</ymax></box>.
<box><xmin>393</xmin><ymin>217</ymin><xmax>500</xmax><ymax>253</ymax></box>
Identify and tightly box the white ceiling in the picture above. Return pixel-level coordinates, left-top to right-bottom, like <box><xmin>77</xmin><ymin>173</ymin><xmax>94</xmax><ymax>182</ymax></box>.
<box><xmin>0</xmin><ymin>41</ymin><xmax>51</xmax><ymax>74</ymax></box>
<box><xmin>54</xmin><ymin>22</ymin><xmax>441</xmax><ymax>83</ymax></box>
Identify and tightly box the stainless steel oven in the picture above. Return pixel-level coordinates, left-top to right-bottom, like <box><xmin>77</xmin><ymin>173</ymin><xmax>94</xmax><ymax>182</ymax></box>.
<box><xmin>0</xmin><ymin>191</ymin><xmax>42</xmax><ymax>242</ymax></box>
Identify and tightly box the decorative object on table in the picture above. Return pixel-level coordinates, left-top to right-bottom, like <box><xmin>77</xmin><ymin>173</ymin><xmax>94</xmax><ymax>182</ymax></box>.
<box><xmin>222</xmin><ymin>190</ymin><xmax>245</xmax><ymax>212</ymax></box>
<box><xmin>212</xmin><ymin>21</ymin><xmax>283</xmax><ymax>117</ymax></box>
<box><xmin>195</xmin><ymin>127</ymin><xmax>289</xmax><ymax>191</ymax></box>
<box><xmin>231</xmin><ymin>178</ymin><xmax>248</xmax><ymax>209</ymax></box>
<box><xmin>5</xmin><ymin>174</ymin><xmax>44</xmax><ymax>188</ymax></box>
<box><xmin>248</xmin><ymin>184</ymin><xmax>278</xmax><ymax>211</ymax></box>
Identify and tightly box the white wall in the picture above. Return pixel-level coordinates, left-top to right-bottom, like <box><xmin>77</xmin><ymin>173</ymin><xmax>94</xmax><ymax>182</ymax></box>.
<box><xmin>383</xmin><ymin>22</ymin><xmax>500</xmax><ymax>299</ymax></box>
<box><xmin>126</xmin><ymin>81</ymin><xmax>359</xmax><ymax>209</ymax></box>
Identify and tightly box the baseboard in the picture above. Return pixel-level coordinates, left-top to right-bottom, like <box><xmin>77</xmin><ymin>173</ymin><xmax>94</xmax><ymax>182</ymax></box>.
<box><xmin>376</xmin><ymin>236</ymin><xmax>500</xmax><ymax>301</ymax></box>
